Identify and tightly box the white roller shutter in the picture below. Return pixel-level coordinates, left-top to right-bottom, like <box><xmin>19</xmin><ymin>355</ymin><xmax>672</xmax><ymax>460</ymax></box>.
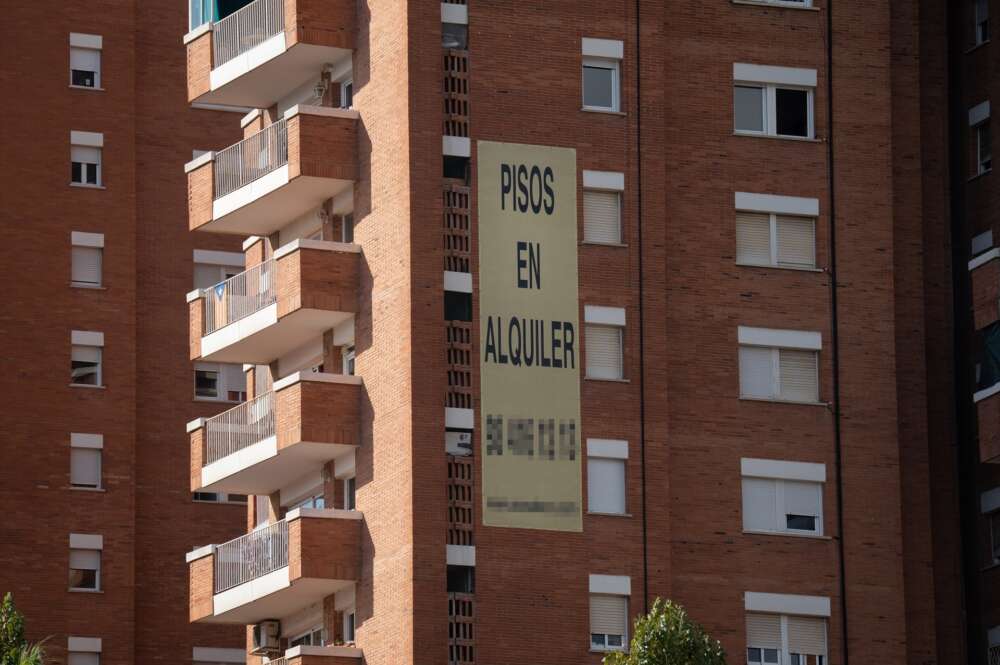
<box><xmin>778</xmin><ymin>349</ymin><xmax>818</xmax><ymax>402</ymax></box>
<box><xmin>746</xmin><ymin>613</ymin><xmax>782</xmax><ymax>650</ymax></box>
<box><xmin>742</xmin><ymin>477</ymin><xmax>778</xmax><ymax>532</ymax></box>
<box><xmin>739</xmin><ymin>346</ymin><xmax>774</xmax><ymax>398</ymax></box>
<box><xmin>787</xmin><ymin>616</ymin><xmax>827</xmax><ymax>656</ymax></box>
<box><xmin>584</xmin><ymin>190</ymin><xmax>622</xmax><ymax>244</ymax></box>
<box><xmin>736</xmin><ymin>212</ymin><xmax>772</xmax><ymax>265</ymax></box>
<box><xmin>783</xmin><ymin>480</ymin><xmax>822</xmax><ymax>527</ymax></box>
<box><xmin>776</xmin><ymin>215</ymin><xmax>816</xmax><ymax>268</ymax></box>
<box><xmin>588</xmin><ymin>458</ymin><xmax>626</xmax><ymax>514</ymax></box>
<box><xmin>71</xmin><ymin>247</ymin><xmax>102</xmax><ymax>285</ymax></box>
<box><xmin>71</xmin><ymin>145</ymin><xmax>100</xmax><ymax>166</ymax></box>
<box><xmin>194</xmin><ymin>264</ymin><xmax>223</xmax><ymax>289</ymax></box>
<box><xmin>71</xmin><ymin>448</ymin><xmax>101</xmax><ymax>488</ymax></box>
<box><xmin>590</xmin><ymin>594</ymin><xmax>627</xmax><ymax>638</ymax></box>
<box><xmin>586</xmin><ymin>325</ymin><xmax>623</xmax><ymax>380</ymax></box>
<box><xmin>69</xmin><ymin>549</ymin><xmax>100</xmax><ymax>571</ymax></box>
<box><xmin>68</xmin><ymin>654</ymin><xmax>100</xmax><ymax>665</ymax></box>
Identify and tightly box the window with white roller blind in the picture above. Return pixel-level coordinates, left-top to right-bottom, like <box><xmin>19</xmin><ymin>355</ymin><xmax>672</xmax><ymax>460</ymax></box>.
<box><xmin>586</xmin><ymin>325</ymin><xmax>624</xmax><ymax>380</ymax></box>
<box><xmin>71</xmin><ymin>145</ymin><xmax>101</xmax><ymax>186</ymax></box>
<box><xmin>71</xmin><ymin>448</ymin><xmax>101</xmax><ymax>489</ymax></box>
<box><xmin>72</xmin><ymin>246</ymin><xmax>102</xmax><ymax>286</ymax></box>
<box><xmin>68</xmin><ymin>652</ymin><xmax>100</xmax><ymax>665</ymax></box>
<box><xmin>590</xmin><ymin>594</ymin><xmax>627</xmax><ymax>651</ymax></box>
<box><xmin>739</xmin><ymin>346</ymin><xmax>818</xmax><ymax>403</ymax></box>
<box><xmin>69</xmin><ymin>548</ymin><xmax>101</xmax><ymax>590</ymax></box>
<box><xmin>742</xmin><ymin>476</ymin><xmax>823</xmax><ymax>536</ymax></box>
<box><xmin>71</xmin><ymin>345</ymin><xmax>102</xmax><ymax>386</ymax></box>
<box><xmin>736</xmin><ymin>211</ymin><xmax>816</xmax><ymax>269</ymax></box>
<box><xmin>70</xmin><ymin>46</ymin><xmax>101</xmax><ymax>88</ymax></box>
<box><xmin>747</xmin><ymin>613</ymin><xmax>827</xmax><ymax>665</ymax></box>
<box><xmin>583</xmin><ymin>190</ymin><xmax>622</xmax><ymax>244</ymax></box>
<box><xmin>588</xmin><ymin>457</ymin><xmax>626</xmax><ymax>515</ymax></box>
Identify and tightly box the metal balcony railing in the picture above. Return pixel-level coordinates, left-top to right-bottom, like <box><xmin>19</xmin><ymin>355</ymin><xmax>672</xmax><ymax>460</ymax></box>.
<box><xmin>214</xmin><ymin>119</ymin><xmax>288</xmax><ymax>199</ymax></box>
<box><xmin>203</xmin><ymin>259</ymin><xmax>277</xmax><ymax>335</ymax></box>
<box><xmin>204</xmin><ymin>391</ymin><xmax>276</xmax><ymax>465</ymax></box>
<box><xmin>214</xmin><ymin>519</ymin><xmax>289</xmax><ymax>593</ymax></box>
<box><xmin>212</xmin><ymin>0</ymin><xmax>285</xmax><ymax>68</ymax></box>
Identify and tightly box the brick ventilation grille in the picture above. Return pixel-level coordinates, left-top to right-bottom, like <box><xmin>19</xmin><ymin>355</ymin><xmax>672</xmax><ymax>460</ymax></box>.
<box><xmin>447</xmin><ymin>456</ymin><xmax>474</xmax><ymax>546</ymax></box>
<box><xmin>448</xmin><ymin>592</ymin><xmax>475</xmax><ymax>665</ymax></box>
<box><xmin>443</xmin><ymin>50</ymin><xmax>470</xmax><ymax>138</ymax></box>
<box><xmin>990</xmin><ymin>646</ymin><xmax>1000</xmax><ymax>665</ymax></box>
<box><xmin>446</xmin><ymin>321</ymin><xmax>474</xmax><ymax>408</ymax></box>
<box><xmin>444</xmin><ymin>185</ymin><xmax>471</xmax><ymax>273</ymax></box>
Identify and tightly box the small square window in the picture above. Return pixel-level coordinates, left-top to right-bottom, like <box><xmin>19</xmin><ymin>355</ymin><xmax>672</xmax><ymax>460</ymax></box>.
<box><xmin>71</xmin><ymin>448</ymin><xmax>102</xmax><ymax>489</ymax></box>
<box><xmin>70</xmin><ymin>47</ymin><xmax>101</xmax><ymax>88</ymax></box>
<box><xmin>71</xmin><ymin>145</ymin><xmax>101</xmax><ymax>186</ymax></box>
<box><xmin>69</xmin><ymin>548</ymin><xmax>101</xmax><ymax>591</ymax></box>
<box><xmin>195</xmin><ymin>367</ymin><xmax>219</xmax><ymax>398</ymax></box>
<box><xmin>442</xmin><ymin>23</ymin><xmax>468</xmax><ymax>49</ymax></box>
<box><xmin>583</xmin><ymin>58</ymin><xmax>620</xmax><ymax>112</ymax></box>
<box><xmin>71</xmin><ymin>345</ymin><xmax>102</xmax><ymax>386</ymax></box>
<box><xmin>72</xmin><ymin>246</ymin><xmax>103</xmax><ymax>286</ymax></box>
<box><xmin>586</xmin><ymin>324</ymin><xmax>624</xmax><ymax>380</ymax></box>
<box><xmin>588</xmin><ymin>457</ymin><xmax>626</xmax><ymax>514</ymax></box>
<box><xmin>583</xmin><ymin>190</ymin><xmax>622</xmax><ymax>244</ymax></box>
<box><xmin>444</xmin><ymin>291</ymin><xmax>473</xmax><ymax>321</ymax></box>
<box><xmin>775</xmin><ymin>88</ymin><xmax>810</xmax><ymax>137</ymax></box>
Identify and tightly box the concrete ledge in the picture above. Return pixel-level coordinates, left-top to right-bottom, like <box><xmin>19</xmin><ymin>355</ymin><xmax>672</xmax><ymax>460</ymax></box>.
<box><xmin>185</xmin><ymin>151</ymin><xmax>215</xmax><ymax>173</ymax></box>
<box><xmin>274</xmin><ymin>238</ymin><xmax>361</xmax><ymax>260</ymax></box>
<box><xmin>187</xmin><ymin>288</ymin><xmax>206</xmax><ymax>303</ymax></box>
<box><xmin>969</xmin><ymin>247</ymin><xmax>999</xmax><ymax>271</ymax></box>
<box><xmin>186</xmin><ymin>544</ymin><xmax>214</xmax><ymax>563</ymax></box>
<box><xmin>284</xmin><ymin>104</ymin><xmax>361</xmax><ymax>121</ymax></box>
<box><xmin>183</xmin><ymin>23</ymin><xmax>212</xmax><ymax>45</ymax></box>
<box><xmin>285</xmin><ymin>507</ymin><xmax>363</xmax><ymax>522</ymax></box>
<box><xmin>286</xmin><ymin>644</ymin><xmax>363</xmax><ymax>658</ymax></box>
<box><xmin>187</xmin><ymin>417</ymin><xmax>208</xmax><ymax>434</ymax></box>
<box><xmin>274</xmin><ymin>371</ymin><xmax>363</xmax><ymax>392</ymax></box>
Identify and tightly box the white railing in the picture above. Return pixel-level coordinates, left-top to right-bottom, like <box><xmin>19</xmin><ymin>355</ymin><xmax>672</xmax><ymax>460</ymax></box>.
<box><xmin>212</xmin><ymin>0</ymin><xmax>285</xmax><ymax>68</ymax></box>
<box><xmin>214</xmin><ymin>519</ymin><xmax>289</xmax><ymax>593</ymax></box>
<box><xmin>204</xmin><ymin>392</ymin><xmax>276</xmax><ymax>465</ymax></box>
<box><xmin>214</xmin><ymin>119</ymin><xmax>288</xmax><ymax>199</ymax></box>
<box><xmin>203</xmin><ymin>259</ymin><xmax>277</xmax><ymax>334</ymax></box>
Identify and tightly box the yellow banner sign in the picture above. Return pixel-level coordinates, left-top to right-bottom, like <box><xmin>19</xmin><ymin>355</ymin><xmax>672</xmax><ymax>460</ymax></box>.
<box><xmin>477</xmin><ymin>140</ymin><xmax>581</xmax><ymax>532</ymax></box>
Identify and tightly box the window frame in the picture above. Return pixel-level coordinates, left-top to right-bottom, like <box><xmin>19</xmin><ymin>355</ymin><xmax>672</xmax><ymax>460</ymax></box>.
<box><xmin>70</xmin><ymin>447</ymin><xmax>102</xmax><ymax>490</ymax></box>
<box><xmin>587</xmin><ymin>456</ymin><xmax>627</xmax><ymax>516</ymax></box>
<box><xmin>978</xmin><ymin>121</ymin><xmax>993</xmax><ymax>175</ymax></box>
<box><xmin>345</xmin><ymin>475</ymin><xmax>357</xmax><ymax>510</ymax></box>
<box><xmin>975</xmin><ymin>0</ymin><xmax>991</xmax><ymax>45</ymax></box>
<box><xmin>69</xmin><ymin>46</ymin><xmax>101</xmax><ymax>89</ymax></box>
<box><xmin>589</xmin><ymin>593</ymin><xmax>628</xmax><ymax>652</ymax></box>
<box><xmin>990</xmin><ymin>510</ymin><xmax>1000</xmax><ymax>564</ymax></box>
<box><xmin>747</xmin><ymin>613</ymin><xmax>828</xmax><ymax>665</ymax></box>
<box><xmin>742</xmin><ymin>476</ymin><xmax>824</xmax><ymax>537</ymax></box>
<box><xmin>68</xmin><ymin>548</ymin><xmax>101</xmax><ymax>592</ymax></box>
<box><xmin>193</xmin><ymin>362</ymin><xmax>246</xmax><ymax>402</ymax></box>
<box><xmin>734</xmin><ymin>82</ymin><xmax>815</xmax><ymax>139</ymax></box>
<box><xmin>736</xmin><ymin>210</ymin><xmax>817</xmax><ymax>270</ymax></box>
<box><xmin>71</xmin><ymin>245</ymin><xmax>103</xmax><ymax>287</ymax></box>
<box><xmin>340</xmin><ymin>79</ymin><xmax>354</xmax><ymax>109</ymax></box>
<box><xmin>738</xmin><ymin>345</ymin><xmax>820</xmax><ymax>404</ymax></box>
<box><xmin>585</xmin><ymin>323</ymin><xmax>625</xmax><ymax>381</ymax></box>
<box><xmin>71</xmin><ymin>344</ymin><xmax>103</xmax><ymax>387</ymax></box>
<box><xmin>582</xmin><ymin>189</ymin><xmax>623</xmax><ymax>245</ymax></box>
<box><xmin>582</xmin><ymin>56</ymin><xmax>621</xmax><ymax>113</ymax></box>
<box><xmin>344</xmin><ymin>607</ymin><xmax>356</xmax><ymax>643</ymax></box>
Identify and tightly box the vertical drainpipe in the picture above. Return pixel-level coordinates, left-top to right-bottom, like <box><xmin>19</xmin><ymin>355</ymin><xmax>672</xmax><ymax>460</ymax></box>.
<box><xmin>634</xmin><ymin>0</ymin><xmax>649</xmax><ymax>613</ymax></box>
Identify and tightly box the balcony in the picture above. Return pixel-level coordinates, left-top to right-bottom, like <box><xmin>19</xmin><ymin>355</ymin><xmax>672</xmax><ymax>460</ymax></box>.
<box><xmin>189</xmin><ymin>508</ymin><xmax>361</xmax><ymax>624</ymax></box>
<box><xmin>186</xmin><ymin>106</ymin><xmax>357</xmax><ymax>237</ymax></box>
<box><xmin>268</xmin><ymin>645</ymin><xmax>363</xmax><ymax>664</ymax></box>
<box><xmin>184</xmin><ymin>0</ymin><xmax>355</xmax><ymax>107</ymax></box>
<box><xmin>976</xmin><ymin>385</ymin><xmax>1000</xmax><ymax>463</ymax></box>
<box><xmin>971</xmin><ymin>247</ymin><xmax>1000</xmax><ymax>330</ymax></box>
<box><xmin>189</xmin><ymin>372</ymin><xmax>360</xmax><ymax>495</ymax></box>
<box><xmin>188</xmin><ymin>239</ymin><xmax>359</xmax><ymax>364</ymax></box>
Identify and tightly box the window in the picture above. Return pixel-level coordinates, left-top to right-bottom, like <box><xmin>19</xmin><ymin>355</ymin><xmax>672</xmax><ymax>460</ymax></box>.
<box><xmin>443</xmin><ymin>155</ymin><xmax>470</xmax><ymax>182</ymax></box>
<box><xmin>345</xmin><ymin>476</ymin><xmax>357</xmax><ymax>510</ymax></box>
<box><xmin>342</xmin><ymin>214</ymin><xmax>355</xmax><ymax>243</ymax></box>
<box><xmin>71</xmin><ymin>232</ymin><xmax>104</xmax><ymax>287</ymax></box>
<box><xmin>976</xmin><ymin>0</ymin><xmax>991</xmax><ymax>45</ymax></box>
<box><xmin>444</xmin><ymin>291</ymin><xmax>473</xmax><ymax>321</ymax></box>
<box><xmin>590</xmin><ymin>594</ymin><xmax>627</xmax><ymax>651</ymax></box>
<box><xmin>255</xmin><ymin>495</ymin><xmax>270</xmax><ymax>527</ymax></box>
<box><xmin>979</xmin><ymin>122</ymin><xmax>993</xmax><ymax>175</ymax></box>
<box><xmin>194</xmin><ymin>362</ymin><xmax>246</xmax><ymax>401</ymax></box>
<box><xmin>71</xmin><ymin>346</ymin><xmax>102</xmax><ymax>386</ymax></box>
<box><xmin>71</xmin><ymin>447</ymin><xmax>101</xmax><ymax>489</ymax></box>
<box><xmin>734</xmin><ymin>64</ymin><xmax>816</xmax><ymax>139</ymax></box>
<box><xmin>193</xmin><ymin>492</ymin><xmax>247</xmax><ymax>503</ymax></box>
<box><xmin>344</xmin><ymin>608</ymin><xmax>356</xmax><ymax>643</ymax></box>
<box><xmin>193</xmin><ymin>250</ymin><xmax>243</xmax><ymax>289</ymax></box>
<box><xmin>292</xmin><ymin>491</ymin><xmax>325</xmax><ymax>510</ymax></box>
<box><xmin>447</xmin><ymin>565</ymin><xmax>475</xmax><ymax>593</ymax></box>
<box><xmin>67</xmin><ymin>638</ymin><xmax>101</xmax><ymax>665</ymax></box>
<box><xmin>70</xmin><ymin>34</ymin><xmax>102</xmax><ymax>88</ymax></box>
<box><xmin>442</xmin><ymin>23</ymin><xmax>468</xmax><ymax>49</ymax></box>
<box><xmin>739</xmin><ymin>334</ymin><xmax>819</xmax><ymax>403</ymax></box>
<box><xmin>343</xmin><ymin>346</ymin><xmax>356</xmax><ymax>375</ymax></box>
<box><xmin>736</xmin><ymin>212</ymin><xmax>816</xmax><ymax>269</ymax></box>
<box><xmin>289</xmin><ymin>627</ymin><xmax>323</xmax><ymax>648</ymax></box>
<box><xmin>586</xmin><ymin>325</ymin><xmax>623</xmax><ymax>380</ymax></box>
<box><xmin>582</xmin><ymin>170</ymin><xmax>625</xmax><ymax>245</ymax></box>
<box><xmin>991</xmin><ymin>510</ymin><xmax>1000</xmax><ymax>563</ymax></box>
<box><xmin>741</xmin><ymin>459</ymin><xmax>824</xmax><ymax>536</ymax></box>
<box><xmin>587</xmin><ymin>440</ymin><xmax>628</xmax><ymax>515</ymax></box>
<box><xmin>747</xmin><ymin>613</ymin><xmax>827</xmax><ymax>665</ymax></box>
<box><xmin>340</xmin><ymin>79</ymin><xmax>354</xmax><ymax>109</ymax></box>
<box><xmin>582</xmin><ymin>38</ymin><xmax>623</xmax><ymax>113</ymax></box>
<box><xmin>68</xmin><ymin>653</ymin><xmax>100</xmax><ymax>665</ymax></box>
<box><xmin>71</xmin><ymin>131</ymin><xmax>104</xmax><ymax>187</ymax></box>
<box><xmin>69</xmin><ymin>536</ymin><xmax>102</xmax><ymax>591</ymax></box>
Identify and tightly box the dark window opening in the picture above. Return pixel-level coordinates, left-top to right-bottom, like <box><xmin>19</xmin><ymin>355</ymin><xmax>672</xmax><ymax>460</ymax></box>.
<box><xmin>447</xmin><ymin>565</ymin><xmax>474</xmax><ymax>593</ymax></box>
<box><xmin>775</xmin><ymin>88</ymin><xmax>809</xmax><ymax>137</ymax></box>
<box><xmin>785</xmin><ymin>514</ymin><xmax>817</xmax><ymax>531</ymax></box>
<box><xmin>442</xmin><ymin>23</ymin><xmax>468</xmax><ymax>49</ymax></box>
<box><xmin>443</xmin><ymin>156</ymin><xmax>470</xmax><ymax>183</ymax></box>
<box><xmin>974</xmin><ymin>322</ymin><xmax>1000</xmax><ymax>390</ymax></box>
<box><xmin>445</xmin><ymin>291</ymin><xmax>472</xmax><ymax>322</ymax></box>
<box><xmin>72</xmin><ymin>69</ymin><xmax>96</xmax><ymax>87</ymax></box>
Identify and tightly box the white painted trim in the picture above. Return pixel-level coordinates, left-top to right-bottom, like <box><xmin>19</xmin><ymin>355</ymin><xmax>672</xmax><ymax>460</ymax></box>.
<box><xmin>734</xmin><ymin>192</ymin><xmax>819</xmax><ymax>217</ymax></box>
<box><xmin>182</xmin><ymin>22</ymin><xmax>212</xmax><ymax>45</ymax></box>
<box><xmin>444</xmin><ymin>271</ymin><xmax>473</xmax><ymax>293</ymax></box>
<box><xmin>240</xmin><ymin>108</ymin><xmax>261</xmax><ymax>128</ymax></box>
<box><xmin>213</xmin><ymin>164</ymin><xmax>289</xmax><ymax>217</ymax></box>
<box><xmin>191</xmin><ymin>101</ymin><xmax>256</xmax><ymax>114</ymax></box>
<box><xmin>741</xmin><ymin>458</ymin><xmax>826</xmax><ymax>483</ymax></box>
<box><xmin>67</xmin><ymin>637</ymin><xmax>102</xmax><ymax>653</ymax></box>
<box><xmin>583</xmin><ymin>170</ymin><xmax>626</xmax><ymax>191</ymax></box>
<box><xmin>186</xmin><ymin>544</ymin><xmax>215</xmax><ymax>563</ymax></box>
<box><xmin>70</xmin><ymin>33</ymin><xmax>103</xmax><ymax>50</ymax></box>
<box><xmin>744</xmin><ymin>591</ymin><xmax>831</xmax><ymax>617</ymax></box>
<box><xmin>71</xmin><ymin>433</ymin><xmax>104</xmax><ymax>450</ymax></box>
<box><xmin>184</xmin><ymin>150</ymin><xmax>215</xmax><ymax>173</ymax></box>
<box><xmin>273</xmin><ymin>370</ymin><xmax>363</xmax><ymax>392</ymax></box>
<box><xmin>970</xmin><ymin>100</ymin><xmax>991</xmax><ymax>127</ymax></box>
<box><xmin>446</xmin><ymin>407</ymin><xmax>474</xmax><ymax>429</ymax></box>
<box><xmin>70</xmin><ymin>533</ymin><xmax>103</xmax><ymax>550</ymax></box>
<box><xmin>273</xmin><ymin>238</ymin><xmax>360</xmax><ymax>261</ymax></box>
<box><xmin>286</xmin><ymin>645</ymin><xmax>363</xmax><ymax>659</ymax></box>
<box><xmin>71</xmin><ymin>231</ymin><xmax>104</xmax><ymax>248</ymax></box>
<box><xmin>446</xmin><ymin>544</ymin><xmax>476</xmax><ymax>566</ymax></box>
<box><xmin>210</xmin><ymin>32</ymin><xmax>286</xmax><ymax>91</ymax></box>
<box><xmin>286</xmin><ymin>507</ymin><xmax>362</xmax><ymax>522</ymax></box>
<box><xmin>585</xmin><ymin>305</ymin><xmax>626</xmax><ymax>327</ymax></box>
<box><xmin>582</xmin><ymin>37</ymin><xmax>624</xmax><ymax>60</ymax></box>
<box><xmin>71</xmin><ymin>330</ymin><xmax>105</xmax><ymax>347</ymax></box>
<box><xmin>589</xmin><ymin>574</ymin><xmax>631</xmax><ymax>595</ymax></box>
<box><xmin>981</xmin><ymin>487</ymin><xmax>1000</xmax><ymax>514</ymax></box>
<box><xmin>974</xmin><ymin>382</ymin><xmax>1000</xmax><ymax>403</ymax></box>
<box><xmin>187</xmin><ymin>288</ymin><xmax>206</xmax><ymax>303</ymax></box>
<box><xmin>199</xmin><ymin>303</ymin><xmax>278</xmax><ymax>358</ymax></box>
<box><xmin>443</xmin><ymin>136</ymin><xmax>472</xmax><ymax>157</ymax></box>
<box><xmin>441</xmin><ymin>2</ymin><xmax>469</xmax><ymax>24</ymax></box>
<box><xmin>192</xmin><ymin>647</ymin><xmax>245</xmax><ymax>663</ymax></box>
<box><xmin>283</xmin><ymin>104</ymin><xmax>361</xmax><ymax>122</ymax></box>
<box><xmin>242</xmin><ymin>236</ymin><xmax>262</xmax><ymax>252</ymax></box>
<box><xmin>733</xmin><ymin>63</ymin><xmax>817</xmax><ymax>87</ymax></box>
<box><xmin>194</xmin><ymin>249</ymin><xmax>244</xmax><ymax>267</ymax></box>
<box><xmin>969</xmin><ymin>247</ymin><xmax>1000</xmax><ymax>271</ymax></box>
<box><xmin>71</xmin><ymin>130</ymin><xmax>104</xmax><ymax>148</ymax></box>
<box><xmin>187</xmin><ymin>417</ymin><xmax>208</xmax><ymax>434</ymax></box>
<box><xmin>738</xmin><ymin>326</ymin><xmax>821</xmax><ymax>350</ymax></box>
<box><xmin>587</xmin><ymin>438</ymin><xmax>628</xmax><ymax>459</ymax></box>
<box><xmin>213</xmin><ymin>566</ymin><xmax>290</xmax><ymax>616</ymax></box>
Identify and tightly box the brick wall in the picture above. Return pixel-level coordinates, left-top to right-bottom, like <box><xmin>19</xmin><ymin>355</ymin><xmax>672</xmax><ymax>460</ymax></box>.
<box><xmin>275</xmin><ymin>380</ymin><xmax>361</xmax><ymax>450</ymax></box>
<box><xmin>186</xmin><ymin>30</ymin><xmax>213</xmax><ymax>102</ymax></box>
<box><xmin>276</xmin><ymin>246</ymin><xmax>359</xmax><ymax>318</ymax></box>
<box><xmin>288</xmin><ymin>516</ymin><xmax>360</xmax><ymax>582</ymax></box>
<box><xmin>284</xmin><ymin>0</ymin><xmax>355</xmax><ymax>51</ymax></box>
<box><xmin>287</xmin><ymin>113</ymin><xmax>359</xmax><ymax>182</ymax></box>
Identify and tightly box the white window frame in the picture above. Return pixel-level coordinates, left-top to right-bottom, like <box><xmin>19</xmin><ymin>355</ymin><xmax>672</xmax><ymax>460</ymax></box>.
<box><xmin>586</xmin><ymin>439</ymin><xmax>628</xmax><ymax>516</ymax></box>
<box><xmin>739</xmin><ymin>346</ymin><xmax>820</xmax><ymax>403</ymax></box>
<box><xmin>736</xmin><ymin>211</ymin><xmax>817</xmax><ymax>269</ymax></box>
<box><xmin>737</xmin><ymin>326</ymin><xmax>822</xmax><ymax>404</ymax></box>
<box><xmin>582</xmin><ymin>57</ymin><xmax>621</xmax><ymax>113</ymax></box>
<box><xmin>734</xmin><ymin>193</ymin><xmax>820</xmax><ymax>270</ymax></box>
<box><xmin>71</xmin><ymin>331</ymin><xmax>105</xmax><ymax>388</ymax></box>
<box><xmin>733</xmin><ymin>64</ymin><xmax>817</xmax><ymax>140</ymax></box>
<box><xmin>70</xmin><ymin>131</ymin><xmax>104</xmax><ymax>188</ymax></box>
<box><xmin>340</xmin><ymin>79</ymin><xmax>354</xmax><ymax>109</ymax></box>
<box><xmin>71</xmin><ymin>232</ymin><xmax>104</xmax><ymax>287</ymax></box>
<box><xmin>68</xmin><ymin>534</ymin><xmax>103</xmax><ymax>592</ymax></box>
<box><xmin>288</xmin><ymin>626</ymin><xmax>324</xmax><ymax>648</ymax></box>
<box><xmin>70</xmin><ymin>433</ymin><xmax>103</xmax><ymax>491</ymax></box>
<box><xmin>741</xmin><ymin>457</ymin><xmax>826</xmax><ymax>537</ymax></box>
<box><xmin>582</xmin><ymin>170</ymin><xmax>625</xmax><ymax>245</ymax></box>
<box><xmin>747</xmin><ymin>613</ymin><xmax>828</xmax><ymax>665</ymax></box>
<box><xmin>193</xmin><ymin>362</ymin><xmax>247</xmax><ymax>402</ymax></box>
<box><xmin>69</xmin><ymin>34</ymin><xmax>102</xmax><ymax>90</ymax></box>
<box><xmin>584</xmin><ymin>306</ymin><xmax>626</xmax><ymax>381</ymax></box>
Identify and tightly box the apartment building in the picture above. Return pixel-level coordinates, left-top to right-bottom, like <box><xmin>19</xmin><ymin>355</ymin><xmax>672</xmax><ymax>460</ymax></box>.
<box><xmin>0</xmin><ymin>2</ymin><xmax>252</xmax><ymax>664</ymax></box>
<box><xmin>172</xmin><ymin>1</ymin><xmax>983</xmax><ymax>665</ymax></box>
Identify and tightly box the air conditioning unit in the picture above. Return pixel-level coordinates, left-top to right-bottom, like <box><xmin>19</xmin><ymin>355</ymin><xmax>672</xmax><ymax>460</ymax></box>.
<box><xmin>251</xmin><ymin>620</ymin><xmax>280</xmax><ymax>655</ymax></box>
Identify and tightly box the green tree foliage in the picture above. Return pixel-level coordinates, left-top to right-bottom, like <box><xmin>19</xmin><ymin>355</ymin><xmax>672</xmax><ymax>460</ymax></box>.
<box><xmin>0</xmin><ymin>594</ymin><xmax>26</xmax><ymax>665</ymax></box>
<box><xmin>12</xmin><ymin>643</ymin><xmax>45</xmax><ymax>665</ymax></box>
<box><xmin>603</xmin><ymin>598</ymin><xmax>727</xmax><ymax>665</ymax></box>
